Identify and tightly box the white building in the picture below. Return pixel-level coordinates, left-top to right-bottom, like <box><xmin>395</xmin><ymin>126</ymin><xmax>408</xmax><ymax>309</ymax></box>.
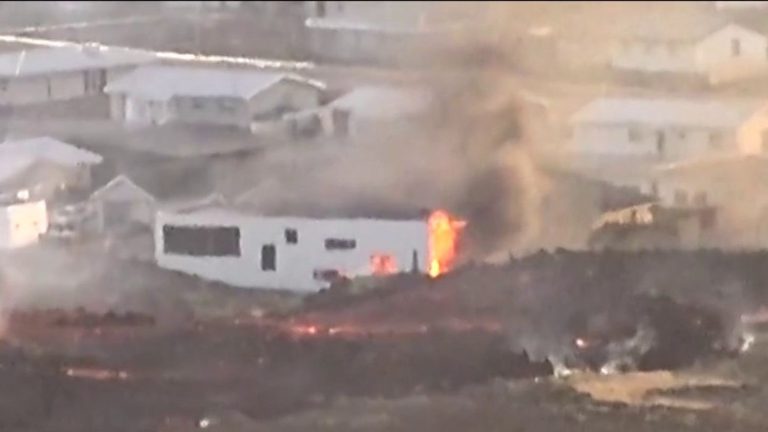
<box><xmin>89</xmin><ymin>175</ymin><xmax>157</xmax><ymax>232</ymax></box>
<box><xmin>568</xmin><ymin>97</ymin><xmax>768</xmax><ymax>161</ymax></box>
<box><xmin>0</xmin><ymin>199</ymin><xmax>47</xmax><ymax>249</ymax></box>
<box><xmin>104</xmin><ymin>65</ymin><xmax>326</xmax><ymax>131</ymax></box>
<box><xmin>154</xmin><ymin>203</ymin><xmax>430</xmax><ymax>292</ymax></box>
<box><xmin>0</xmin><ymin>46</ymin><xmax>156</xmax><ymax>106</ymax></box>
<box><xmin>609</xmin><ymin>22</ymin><xmax>768</xmax><ymax>84</ymax></box>
<box><xmin>323</xmin><ymin>85</ymin><xmax>432</xmax><ymax>138</ymax></box>
<box><xmin>0</xmin><ymin>136</ymin><xmax>103</xmax><ymax>196</ymax></box>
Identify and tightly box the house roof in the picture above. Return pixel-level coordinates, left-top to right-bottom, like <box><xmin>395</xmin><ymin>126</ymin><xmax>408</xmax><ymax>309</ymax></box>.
<box><xmin>0</xmin><ymin>46</ymin><xmax>156</xmax><ymax>78</ymax></box>
<box><xmin>569</xmin><ymin>97</ymin><xmax>767</xmax><ymax>129</ymax></box>
<box><xmin>104</xmin><ymin>65</ymin><xmax>325</xmax><ymax>101</ymax></box>
<box><xmin>0</xmin><ymin>154</ymin><xmax>36</xmax><ymax>185</ymax></box>
<box><xmin>90</xmin><ymin>174</ymin><xmax>156</xmax><ymax>203</ymax></box>
<box><xmin>330</xmin><ymin>86</ymin><xmax>432</xmax><ymax>120</ymax></box>
<box><xmin>0</xmin><ymin>136</ymin><xmax>103</xmax><ymax>166</ymax></box>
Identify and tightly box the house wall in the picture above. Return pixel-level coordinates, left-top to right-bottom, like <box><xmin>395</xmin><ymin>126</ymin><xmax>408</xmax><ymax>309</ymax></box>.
<box><xmin>611</xmin><ymin>39</ymin><xmax>698</xmax><ymax>73</ymax></box>
<box><xmin>0</xmin><ymin>200</ymin><xmax>47</xmax><ymax>249</ymax></box>
<box><xmin>154</xmin><ymin>208</ymin><xmax>430</xmax><ymax>291</ymax></box>
<box><xmin>571</xmin><ymin>122</ymin><xmax>739</xmax><ymax>161</ymax></box>
<box><xmin>122</xmin><ymin>96</ymin><xmax>172</xmax><ymax>127</ymax></box>
<box><xmin>173</xmin><ymin>96</ymin><xmax>250</xmax><ymax>127</ymax></box>
<box><xmin>736</xmin><ymin>108</ymin><xmax>768</xmax><ymax>154</ymax></box>
<box><xmin>697</xmin><ymin>25</ymin><xmax>768</xmax><ymax>83</ymax></box>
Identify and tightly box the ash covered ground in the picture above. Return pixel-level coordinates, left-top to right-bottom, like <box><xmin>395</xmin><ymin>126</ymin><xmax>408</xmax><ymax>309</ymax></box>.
<box><xmin>0</xmin><ymin>249</ymin><xmax>767</xmax><ymax>431</ymax></box>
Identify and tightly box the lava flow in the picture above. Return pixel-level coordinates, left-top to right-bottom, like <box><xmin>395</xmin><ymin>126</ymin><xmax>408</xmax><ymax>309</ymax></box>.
<box><xmin>428</xmin><ymin>210</ymin><xmax>467</xmax><ymax>278</ymax></box>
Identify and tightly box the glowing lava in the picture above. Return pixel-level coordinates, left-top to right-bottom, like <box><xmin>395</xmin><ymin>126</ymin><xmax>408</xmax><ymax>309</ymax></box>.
<box><xmin>428</xmin><ymin>210</ymin><xmax>466</xmax><ymax>278</ymax></box>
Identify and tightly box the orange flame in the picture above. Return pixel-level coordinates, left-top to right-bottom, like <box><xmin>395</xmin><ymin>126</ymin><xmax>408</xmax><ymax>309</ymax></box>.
<box><xmin>428</xmin><ymin>210</ymin><xmax>466</xmax><ymax>278</ymax></box>
<box><xmin>370</xmin><ymin>254</ymin><xmax>398</xmax><ymax>275</ymax></box>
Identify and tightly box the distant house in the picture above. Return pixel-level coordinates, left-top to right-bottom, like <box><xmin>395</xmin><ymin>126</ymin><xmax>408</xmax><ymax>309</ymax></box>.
<box><xmin>303</xmin><ymin>1</ymin><xmax>466</xmax><ymax>64</ymax></box>
<box><xmin>89</xmin><ymin>175</ymin><xmax>157</xmax><ymax>232</ymax></box>
<box><xmin>568</xmin><ymin>97</ymin><xmax>768</xmax><ymax>161</ymax></box>
<box><xmin>0</xmin><ymin>136</ymin><xmax>103</xmax><ymax>198</ymax></box>
<box><xmin>0</xmin><ymin>199</ymin><xmax>47</xmax><ymax>249</ymax></box>
<box><xmin>0</xmin><ymin>46</ymin><xmax>156</xmax><ymax>106</ymax></box>
<box><xmin>154</xmin><ymin>203</ymin><xmax>430</xmax><ymax>291</ymax></box>
<box><xmin>323</xmin><ymin>86</ymin><xmax>432</xmax><ymax>138</ymax></box>
<box><xmin>608</xmin><ymin>21</ymin><xmax>768</xmax><ymax>84</ymax></box>
<box><xmin>104</xmin><ymin>65</ymin><xmax>326</xmax><ymax>132</ymax></box>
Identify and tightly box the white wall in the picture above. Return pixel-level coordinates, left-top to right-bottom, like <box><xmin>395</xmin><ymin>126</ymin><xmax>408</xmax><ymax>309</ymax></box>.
<box><xmin>155</xmin><ymin>207</ymin><xmax>430</xmax><ymax>292</ymax></box>
<box><xmin>570</xmin><ymin>122</ymin><xmax>739</xmax><ymax>160</ymax></box>
<box><xmin>611</xmin><ymin>40</ymin><xmax>698</xmax><ymax>73</ymax></box>
<box><xmin>0</xmin><ymin>200</ymin><xmax>47</xmax><ymax>249</ymax></box>
<box><xmin>697</xmin><ymin>24</ymin><xmax>768</xmax><ymax>83</ymax></box>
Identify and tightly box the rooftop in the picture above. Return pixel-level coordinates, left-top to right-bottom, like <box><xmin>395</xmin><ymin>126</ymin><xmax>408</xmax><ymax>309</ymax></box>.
<box><xmin>0</xmin><ymin>136</ymin><xmax>103</xmax><ymax>166</ymax></box>
<box><xmin>104</xmin><ymin>65</ymin><xmax>325</xmax><ymax>101</ymax></box>
<box><xmin>0</xmin><ymin>46</ymin><xmax>156</xmax><ymax>78</ymax></box>
<box><xmin>570</xmin><ymin>97</ymin><xmax>767</xmax><ymax>129</ymax></box>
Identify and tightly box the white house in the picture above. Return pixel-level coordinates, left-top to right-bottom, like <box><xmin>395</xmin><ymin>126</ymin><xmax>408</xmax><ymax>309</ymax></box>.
<box><xmin>89</xmin><ymin>175</ymin><xmax>157</xmax><ymax>232</ymax></box>
<box><xmin>610</xmin><ymin>21</ymin><xmax>768</xmax><ymax>84</ymax></box>
<box><xmin>323</xmin><ymin>85</ymin><xmax>432</xmax><ymax>137</ymax></box>
<box><xmin>568</xmin><ymin>97</ymin><xmax>768</xmax><ymax>161</ymax></box>
<box><xmin>104</xmin><ymin>65</ymin><xmax>326</xmax><ymax>131</ymax></box>
<box><xmin>154</xmin><ymin>203</ymin><xmax>430</xmax><ymax>292</ymax></box>
<box><xmin>0</xmin><ymin>136</ymin><xmax>103</xmax><ymax>197</ymax></box>
<box><xmin>0</xmin><ymin>199</ymin><xmax>47</xmax><ymax>249</ymax></box>
<box><xmin>0</xmin><ymin>46</ymin><xmax>156</xmax><ymax>106</ymax></box>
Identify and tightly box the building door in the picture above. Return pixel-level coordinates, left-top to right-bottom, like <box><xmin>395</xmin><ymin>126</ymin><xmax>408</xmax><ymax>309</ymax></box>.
<box><xmin>656</xmin><ymin>131</ymin><xmax>666</xmax><ymax>159</ymax></box>
<box><xmin>261</xmin><ymin>244</ymin><xmax>276</xmax><ymax>271</ymax></box>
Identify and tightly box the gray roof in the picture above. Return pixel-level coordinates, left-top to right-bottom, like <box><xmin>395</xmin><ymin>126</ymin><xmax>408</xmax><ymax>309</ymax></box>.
<box><xmin>570</xmin><ymin>97</ymin><xmax>767</xmax><ymax>129</ymax></box>
<box><xmin>0</xmin><ymin>46</ymin><xmax>156</xmax><ymax>78</ymax></box>
<box><xmin>104</xmin><ymin>65</ymin><xmax>325</xmax><ymax>101</ymax></box>
<box><xmin>0</xmin><ymin>136</ymin><xmax>103</xmax><ymax>166</ymax></box>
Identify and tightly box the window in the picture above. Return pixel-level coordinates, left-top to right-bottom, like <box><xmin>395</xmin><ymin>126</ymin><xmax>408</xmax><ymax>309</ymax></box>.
<box><xmin>732</xmin><ymin>38</ymin><xmax>741</xmax><ymax>57</ymax></box>
<box><xmin>163</xmin><ymin>225</ymin><xmax>241</xmax><ymax>257</ymax></box>
<box><xmin>261</xmin><ymin>244</ymin><xmax>276</xmax><ymax>271</ymax></box>
<box><xmin>218</xmin><ymin>99</ymin><xmax>237</xmax><ymax>113</ymax></box>
<box><xmin>191</xmin><ymin>97</ymin><xmax>206</xmax><ymax>110</ymax></box>
<box><xmin>628</xmin><ymin>127</ymin><xmax>641</xmax><ymax>142</ymax></box>
<box><xmin>284</xmin><ymin>228</ymin><xmax>298</xmax><ymax>244</ymax></box>
<box><xmin>313</xmin><ymin>269</ymin><xmax>340</xmax><ymax>281</ymax></box>
<box><xmin>710</xmin><ymin>131</ymin><xmax>723</xmax><ymax>148</ymax></box>
<box><xmin>325</xmin><ymin>238</ymin><xmax>356</xmax><ymax>250</ymax></box>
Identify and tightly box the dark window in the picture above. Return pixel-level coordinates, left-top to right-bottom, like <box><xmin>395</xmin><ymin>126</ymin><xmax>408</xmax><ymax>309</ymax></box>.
<box><xmin>325</xmin><ymin>238</ymin><xmax>356</xmax><ymax>250</ymax></box>
<box><xmin>316</xmin><ymin>1</ymin><xmax>326</xmax><ymax>17</ymax></box>
<box><xmin>163</xmin><ymin>225</ymin><xmax>241</xmax><ymax>256</ymax></box>
<box><xmin>710</xmin><ymin>131</ymin><xmax>723</xmax><ymax>148</ymax></box>
<box><xmin>285</xmin><ymin>228</ymin><xmax>298</xmax><ymax>244</ymax></box>
<box><xmin>313</xmin><ymin>269</ymin><xmax>340</xmax><ymax>281</ymax></box>
<box><xmin>261</xmin><ymin>244</ymin><xmax>276</xmax><ymax>271</ymax></box>
<box><xmin>732</xmin><ymin>38</ymin><xmax>741</xmax><ymax>57</ymax></box>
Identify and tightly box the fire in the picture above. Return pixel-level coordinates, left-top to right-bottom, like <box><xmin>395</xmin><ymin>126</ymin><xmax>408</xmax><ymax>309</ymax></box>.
<box><xmin>370</xmin><ymin>254</ymin><xmax>397</xmax><ymax>275</ymax></box>
<box><xmin>428</xmin><ymin>210</ymin><xmax>467</xmax><ymax>278</ymax></box>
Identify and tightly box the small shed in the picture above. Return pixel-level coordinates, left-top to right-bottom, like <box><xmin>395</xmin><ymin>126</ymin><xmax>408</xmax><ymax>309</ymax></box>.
<box><xmin>90</xmin><ymin>175</ymin><xmax>157</xmax><ymax>232</ymax></box>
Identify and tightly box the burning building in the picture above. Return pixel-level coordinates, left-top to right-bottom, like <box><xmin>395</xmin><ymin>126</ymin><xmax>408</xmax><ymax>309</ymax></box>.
<box><xmin>154</xmin><ymin>200</ymin><xmax>466</xmax><ymax>291</ymax></box>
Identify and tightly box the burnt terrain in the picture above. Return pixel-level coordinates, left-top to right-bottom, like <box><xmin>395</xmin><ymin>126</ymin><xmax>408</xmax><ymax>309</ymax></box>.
<box><xmin>0</xmin><ymin>250</ymin><xmax>767</xmax><ymax>431</ymax></box>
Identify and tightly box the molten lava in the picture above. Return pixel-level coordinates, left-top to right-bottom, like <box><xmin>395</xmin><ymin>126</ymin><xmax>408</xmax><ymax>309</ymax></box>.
<box><xmin>428</xmin><ymin>210</ymin><xmax>466</xmax><ymax>278</ymax></box>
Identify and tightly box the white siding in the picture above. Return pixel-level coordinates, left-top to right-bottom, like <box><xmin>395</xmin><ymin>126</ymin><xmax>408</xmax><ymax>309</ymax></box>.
<box><xmin>0</xmin><ymin>200</ymin><xmax>47</xmax><ymax>249</ymax></box>
<box><xmin>697</xmin><ymin>25</ymin><xmax>768</xmax><ymax>83</ymax></box>
<box><xmin>611</xmin><ymin>40</ymin><xmax>698</xmax><ymax>73</ymax></box>
<box><xmin>155</xmin><ymin>208</ymin><xmax>429</xmax><ymax>292</ymax></box>
<box><xmin>571</xmin><ymin>123</ymin><xmax>739</xmax><ymax>160</ymax></box>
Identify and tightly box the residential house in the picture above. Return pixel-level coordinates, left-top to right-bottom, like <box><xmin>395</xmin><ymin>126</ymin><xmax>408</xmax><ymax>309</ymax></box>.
<box><xmin>154</xmin><ymin>202</ymin><xmax>430</xmax><ymax>291</ymax></box>
<box><xmin>0</xmin><ymin>198</ymin><xmax>47</xmax><ymax>249</ymax></box>
<box><xmin>104</xmin><ymin>65</ymin><xmax>326</xmax><ymax>134</ymax></box>
<box><xmin>303</xmin><ymin>1</ymin><xmax>468</xmax><ymax>64</ymax></box>
<box><xmin>89</xmin><ymin>174</ymin><xmax>157</xmax><ymax>232</ymax></box>
<box><xmin>568</xmin><ymin>97</ymin><xmax>768</xmax><ymax>161</ymax></box>
<box><xmin>0</xmin><ymin>136</ymin><xmax>103</xmax><ymax>199</ymax></box>
<box><xmin>650</xmin><ymin>155</ymin><xmax>768</xmax><ymax>248</ymax></box>
<box><xmin>0</xmin><ymin>46</ymin><xmax>156</xmax><ymax>106</ymax></box>
<box><xmin>323</xmin><ymin>85</ymin><xmax>432</xmax><ymax>138</ymax></box>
